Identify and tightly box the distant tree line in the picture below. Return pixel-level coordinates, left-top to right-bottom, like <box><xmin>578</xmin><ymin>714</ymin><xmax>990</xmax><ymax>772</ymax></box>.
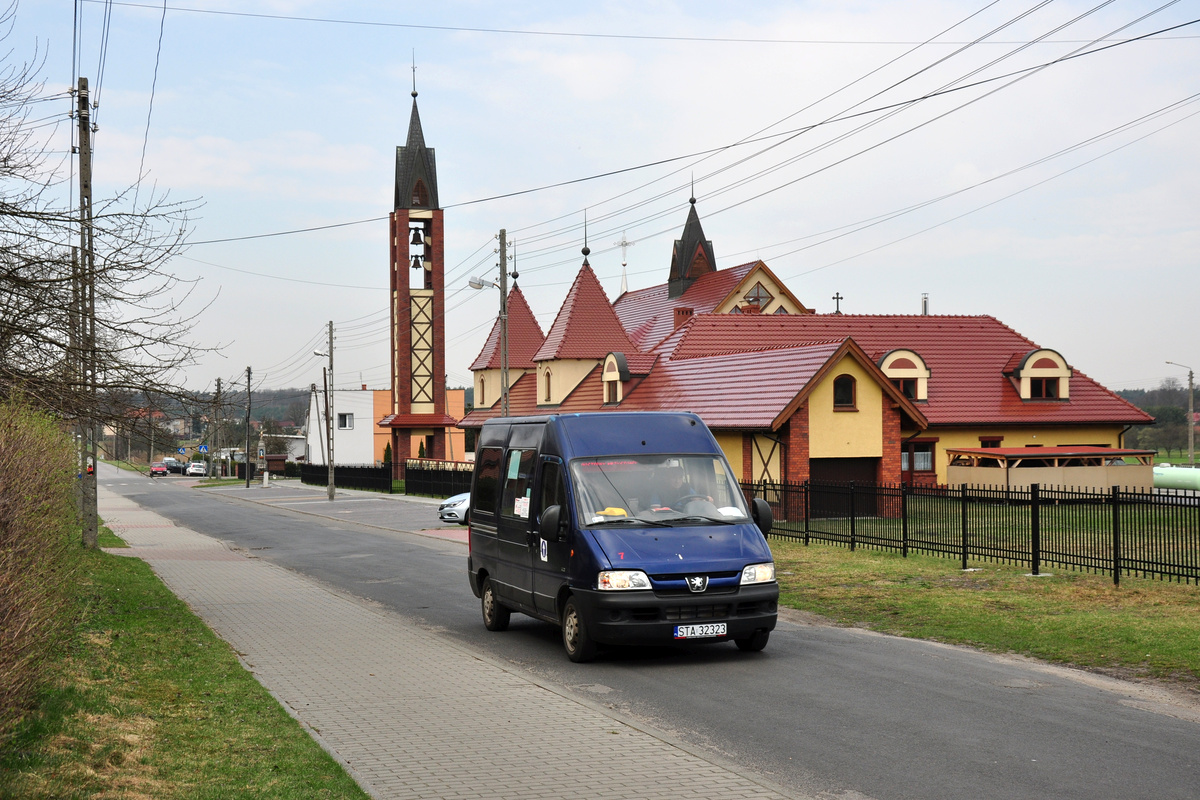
<box><xmin>1118</xmin><ymin>378</ymin><xmax>1196</xmax><ymax>457</ymax></box>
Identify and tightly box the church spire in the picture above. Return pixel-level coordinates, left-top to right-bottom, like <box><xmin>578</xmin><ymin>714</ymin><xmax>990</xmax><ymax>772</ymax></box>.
<box><xmin>668</xmin><ymin>195</ymin><xmax>716</xmax><ymax>299</ymax></box>
<box><xmin>394</xmin><ymin>91</ymin><xmax>439</xmax><ymax>210</ymax></box>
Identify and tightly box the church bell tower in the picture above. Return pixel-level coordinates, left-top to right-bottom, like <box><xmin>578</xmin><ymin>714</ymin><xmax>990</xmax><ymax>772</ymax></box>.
<box><xmin>382</xmin><ymin>88</ymin><xmax>455</xmax><ymax>476</ymax></box>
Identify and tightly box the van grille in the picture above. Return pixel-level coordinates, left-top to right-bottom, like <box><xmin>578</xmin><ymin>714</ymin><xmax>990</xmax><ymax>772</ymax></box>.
<box><xmin>664</xmin><ymin>604</ymin><xmax>730</xmax><ymax>621</ymax></box>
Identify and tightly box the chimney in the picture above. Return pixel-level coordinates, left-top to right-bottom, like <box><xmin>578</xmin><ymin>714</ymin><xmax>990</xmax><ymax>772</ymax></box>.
<box><xmin>361</xmin><ymin>383</ymin><xmax>367</xmax><ymax>391</ymax></box>
<box><xmin>921</xmin><ymin>293</ymin><xmax>929</xmax><ymax>316</ymax></box>
<box><xmin>674</xmin><ymin>307</ymin><xmax>694</xmax><ymax>329</ymax></box>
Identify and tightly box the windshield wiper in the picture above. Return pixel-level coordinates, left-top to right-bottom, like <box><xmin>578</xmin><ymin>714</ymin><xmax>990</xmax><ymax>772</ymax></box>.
<box><xmin>589</xmin><ymin>517</ymin><xmax>672</xmax><ymax>527</ymax></box>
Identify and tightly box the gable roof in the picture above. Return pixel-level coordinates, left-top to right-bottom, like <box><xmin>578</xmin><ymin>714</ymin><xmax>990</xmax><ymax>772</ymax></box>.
<box><xmin>533</xmin><ymin>262</ymin><xmax>637</xmax><ymax>362</ymax></box>
<box><xmin>649</xmin><ymin>314</ymin><xmax>1152</xmax><ymax>426</ymax></box>
<box><xmin>469</xmin><ymin>285</ymin><xmax>546</xmax><ymax>370</ymax></box>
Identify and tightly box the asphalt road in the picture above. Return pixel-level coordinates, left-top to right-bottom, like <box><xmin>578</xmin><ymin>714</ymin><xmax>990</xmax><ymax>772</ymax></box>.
<box><xmin>103</xmin><ymin>468</ymin><xmax>1200</xmax><ymax>800</ymax></box>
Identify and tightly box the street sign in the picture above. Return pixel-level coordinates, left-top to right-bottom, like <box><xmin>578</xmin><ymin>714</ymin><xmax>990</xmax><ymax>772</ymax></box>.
<box><xmin>177</xmin><ymin>447</ymin><xmax>185</xmax><ymax>454</ymax></box>
<box><xmin>198</xmin><ymin>444</ymin><xmax>209</xmax><ymax>453</ymax></box>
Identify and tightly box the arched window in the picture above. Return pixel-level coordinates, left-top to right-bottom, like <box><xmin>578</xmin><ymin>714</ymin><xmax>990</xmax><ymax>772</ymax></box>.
<box><xmin>411</xmin><ymin>180</ymin><xmax>429</xmax><ymax>207</ymax></box>
<box><xmin>543</xmin><ymin>370</ymin><xmax>552</xmax><ymax>403</ymax></box>
<box><xmin>478</xmin><ymin>376</ymin><xmax>485</xmax><ymax>407</ymax></box>
<box><xmin>833</xmin><ymin>374</ymin><xmax>856</xmax><ymax>409</ymax></box>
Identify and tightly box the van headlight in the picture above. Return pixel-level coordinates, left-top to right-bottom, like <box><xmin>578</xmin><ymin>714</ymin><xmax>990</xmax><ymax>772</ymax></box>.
<box><xmin>740</xmin><ymin>563</ymin><xmax>776</xmax><ymax>585</ymax></box>
<box><xmin>598</xmin><ymin>570</ymin><xmax>651</xmax><ymax>591</ymax></box>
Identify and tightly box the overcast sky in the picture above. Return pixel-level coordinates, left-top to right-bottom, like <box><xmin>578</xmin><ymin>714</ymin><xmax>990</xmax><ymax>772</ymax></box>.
<box><xmin>16</xmin><ymin>1</ymin><xmax>1200</xmax><ymax>399</ymax></box>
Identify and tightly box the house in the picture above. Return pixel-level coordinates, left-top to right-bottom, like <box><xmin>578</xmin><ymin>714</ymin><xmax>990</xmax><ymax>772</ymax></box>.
<box><xmin>311</xmin><ymin>385</ymin><xmax>467</xmax><ymax>466</ymax></box>
<box><xmin>459</xmin><ymin>200</ymin><xmax>1152</xmax><ymax>486</ymax></box>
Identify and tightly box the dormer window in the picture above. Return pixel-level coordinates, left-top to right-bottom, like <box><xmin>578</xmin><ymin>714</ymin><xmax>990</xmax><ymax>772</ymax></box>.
<box><xmin>879</xmin><ymin>350</ymin><xmax>930</xmax><ymax>402</ymax></box>
<box><xmin>602</xmin><ymin>353</ymin><xmax>630</xmax><ymax>405</ymax></box>
<box><xmin>1012</xmin><ymin>349</ymin><xmax>1071</xmax><ymax>401</ymax></box>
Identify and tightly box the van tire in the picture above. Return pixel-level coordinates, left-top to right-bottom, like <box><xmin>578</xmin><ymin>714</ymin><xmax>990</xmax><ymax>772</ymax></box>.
<box><xmin>561</xmin><ymin>597</ymin><xmax>597</xmax><ymax>663</ymax></box>
<box><xmin>481</xmin><ymin>577</ymin><xmax>510</xmax><ymax>631</ymax></box>
<box><xmin>734</xmin><ymin>630</ymin><xmax>770</xmax><ymax>652</ymax></box>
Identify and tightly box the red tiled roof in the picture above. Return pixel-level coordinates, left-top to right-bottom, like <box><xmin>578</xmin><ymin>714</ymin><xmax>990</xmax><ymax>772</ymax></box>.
<box><xmin>614</xmin><ymin>262</ymin><xmax>757</xmax><ymax>351</ymax></box>
<box><xmin>534</xmin><ymin>263</ymin><xmax>636</xmax><ymax>361</ymax></box>
<box><xmin>647</xmin><ymin>314</ymin><xmax>1151</xmax><ymax>427</ymax></box>
<box><xmin>469</xmin><ymin>285</ymin><xmax>546</xmax><ymax>370</ymax></box>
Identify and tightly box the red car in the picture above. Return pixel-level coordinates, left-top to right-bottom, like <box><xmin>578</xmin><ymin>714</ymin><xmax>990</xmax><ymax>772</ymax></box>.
<box><xmin>149</xmin><ymin>462</ymin><xmax>168</xmax><ymax>477</ymax></box>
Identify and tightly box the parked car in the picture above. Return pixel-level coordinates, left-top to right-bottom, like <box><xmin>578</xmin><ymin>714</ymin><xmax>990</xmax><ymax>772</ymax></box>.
<box><xmin>186</xmin><ymin>462</ymin><xmax>207</xmax><ymax>477</ymax></box>
<box><xmin>149</xmin><ymin>462</ymin><xmax>168</xmax><ymax>477</ymax></box>
<box><xmin>162</xmin><ymin>457</ymin><xmax>184</xmax><ymax>473</ymax></box>
<box><xmin>438</xmin><ymin>492</ymin><xmax>470</xmax><ymax>525</ymax></box>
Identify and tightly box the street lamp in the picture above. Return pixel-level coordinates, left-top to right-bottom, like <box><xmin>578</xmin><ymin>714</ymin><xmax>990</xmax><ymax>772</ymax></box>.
<box><xmin>1166</xmin><ymin>361</ymin><xmax>1195</xmax><ymax>467</ymax></box>
<box><xmin>470</xmin><ymin>229</ymin><xmax>514</xmax><ymax>417</ymax></box>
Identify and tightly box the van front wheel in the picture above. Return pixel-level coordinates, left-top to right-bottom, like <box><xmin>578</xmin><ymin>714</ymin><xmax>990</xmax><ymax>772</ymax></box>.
<box><xmin>561</xmin><ymin>597</ymin><xmax>597</xmax><ymax>663</ymax></box>
<box><xmin>481</xmin><ymin>577</ymin><xmax>510</xmax><ymax>631</ymax></box>
<box><xmin>734</xmin><ymin>630</ymin><xmax>770</xmax><ymax>652</ymax></box>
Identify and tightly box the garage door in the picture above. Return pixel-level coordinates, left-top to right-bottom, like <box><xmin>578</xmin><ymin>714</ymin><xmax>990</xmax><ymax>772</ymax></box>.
<box><xmin>809</xmin><ymin>458</ymin><xmax>878</xmax><ymax>517</ymax></box>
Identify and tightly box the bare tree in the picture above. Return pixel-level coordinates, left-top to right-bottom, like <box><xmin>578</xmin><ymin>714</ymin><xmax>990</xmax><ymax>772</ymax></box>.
<box><xmin>0</xmin><ymin>3</ymin><xmax>208</xmax><ymax>545</ymax></box>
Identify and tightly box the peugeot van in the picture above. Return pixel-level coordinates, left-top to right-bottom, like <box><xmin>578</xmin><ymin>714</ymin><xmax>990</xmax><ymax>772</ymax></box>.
<box><xmin>466</xmin><ymin>412</ymin><xmax>778</xmax><ymax>662</ymax></box>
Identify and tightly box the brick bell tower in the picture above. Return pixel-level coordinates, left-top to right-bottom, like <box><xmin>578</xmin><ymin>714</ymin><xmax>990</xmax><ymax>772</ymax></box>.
<box><xmin>381</xmin><ymin>87</ymin><xmax>457</xmax><ymax>479</ymax></box>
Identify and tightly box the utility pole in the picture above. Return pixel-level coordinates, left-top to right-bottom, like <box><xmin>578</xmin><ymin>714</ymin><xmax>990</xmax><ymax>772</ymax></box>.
<box><xmin>213</xmin><ymin>378</ymin><xmax>221</xmax><ymax>478</ymax></box>
<box><xmin>244</xmin><ymin>367</ymin><xmax>252</xmax><ymax>488</ymax></box>
<box><xmin>77</xmin><ymin>76</ymin><xmax>98</xmax><ymax>548</ymax></box>
<box><xmin>326</xmin><ymin>321</ymin><xmax>335</xmax><ymax>500</ymax></box>
<box><xmin>499</xmin><ymin>229</ymin><xmax>509</xmax><ymax>418</ymax></box>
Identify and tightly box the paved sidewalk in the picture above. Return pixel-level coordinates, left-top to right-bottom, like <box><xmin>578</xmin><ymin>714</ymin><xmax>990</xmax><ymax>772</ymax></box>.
<box><xmin>99</xmin><ymin>487</ymin><xmax>802</xmax><ymax>800</ymax></box>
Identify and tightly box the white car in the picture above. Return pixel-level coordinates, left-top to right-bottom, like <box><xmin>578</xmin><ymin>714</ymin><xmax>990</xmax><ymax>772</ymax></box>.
<box><xmin>438</xmin><ymin>492</ymin><xmax>470</xmax><ymax>525</ymax></box>
<box><xmin>186</xmin><ymin>462</ymin><xmax>208</xmax><ymax>477</ymax></box>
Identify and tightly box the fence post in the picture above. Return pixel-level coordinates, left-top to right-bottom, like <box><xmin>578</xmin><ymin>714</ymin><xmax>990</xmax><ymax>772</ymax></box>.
<box><xmin>803</xmin><ymin>480</ymin><xmax>810</xmax><ymax>546</ymax></box>
<box><xmin>1111</xmin><ymin>486</ymin><xmax>1121</xmax><ymax>587</ymax></box>
<box><xmin>960</xmin><ymin>483</ymin><xmax>969</xmax><ymax>570</ymax></box>
<box><xmin>901</xmin><ymin>482</ymin><xmax>909</xmax><ymax>558</ymax></box>
<box><xmin>1030</xmin><ymin>483</ymin><xmax>1040</xmax><ymax>576</ymax></box>
<box><xmin>849</xmin><ymin>481</ymin><xmax>856</xmax><ymax>552</ymax></box>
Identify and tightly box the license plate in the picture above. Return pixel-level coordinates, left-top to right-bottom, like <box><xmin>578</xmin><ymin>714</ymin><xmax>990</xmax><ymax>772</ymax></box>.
<box><xmin>673</xmin><ymin>623</ymin><xmax>727</xmax><ymax>639</ymax></box>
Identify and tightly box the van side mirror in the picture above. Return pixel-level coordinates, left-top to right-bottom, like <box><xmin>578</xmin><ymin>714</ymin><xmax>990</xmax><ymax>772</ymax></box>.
<box><xmin>751</xmin><ymin>497</ymin><xmax>773</xmax><ymax>535</ymax></box>
<box><xmin>540</xmin><ymin>504</ymin><xmax>566</xmax><ymax>541</ymax></box>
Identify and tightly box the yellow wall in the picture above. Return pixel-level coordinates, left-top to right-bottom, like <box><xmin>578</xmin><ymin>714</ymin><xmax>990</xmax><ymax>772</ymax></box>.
<box><xmin>538</xmin><ymin>359</ymin><xmax>597</xmax><ymax>405</ymax></box>
<box><xmin>904</xmin><ymin>424</ymin><xmax>1125</xmax><ymax>484</ymax></box>
<box><xmin>713</xmin><ymin>432</ymin><xmax>744</xmax><ymax>480</ymax></box>
<box><xmin>373</xmin><ymin>390</ymin><xmax>391</xmax><ymax>463</ymax></box>
<box><xmin>474</xmin><ymin>368</ymin><xmax>526</xmax><ymax>410</ymax></box>
<box><xmin>809</xmin><ymin>358</ymin><xmax>883</xmax><ymax>458</ymax></box>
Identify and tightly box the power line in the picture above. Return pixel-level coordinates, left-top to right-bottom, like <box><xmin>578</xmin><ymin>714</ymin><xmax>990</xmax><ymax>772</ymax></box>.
<box><xmin>85</xmin><ymin>0</ymin><xmax>1200</xmax><ymax>45</ymax></box>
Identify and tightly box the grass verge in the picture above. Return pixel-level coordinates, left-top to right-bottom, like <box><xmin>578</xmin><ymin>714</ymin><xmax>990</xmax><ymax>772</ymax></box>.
<box><xmin>0</xmin><ymin>532</ymin><xmax>369</xmax><ymax>800</ymax></box>
<box><xmin>771</xmin><ymin>538</ymin><xmax>1200</xmax><ymax>689</ymax></box>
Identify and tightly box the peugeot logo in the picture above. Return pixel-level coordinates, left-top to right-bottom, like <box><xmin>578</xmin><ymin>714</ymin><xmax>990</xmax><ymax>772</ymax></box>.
<box><xmin>686</xmin><ymin>575</ymin><xmax>708</xmax><ymax>593</ymax></box>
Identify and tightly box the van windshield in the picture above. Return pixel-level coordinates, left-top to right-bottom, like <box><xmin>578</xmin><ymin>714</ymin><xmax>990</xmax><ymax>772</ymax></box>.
<box><xmin>568</xmin><ymin>455</ymin><xmax>749</xmax><ymax>526</ymax></box>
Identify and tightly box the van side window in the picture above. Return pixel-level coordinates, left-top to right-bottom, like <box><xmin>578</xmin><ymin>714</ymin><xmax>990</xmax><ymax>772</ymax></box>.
<box><xmin>538</xmin><ymin>460</ymin><xmax>566</xmax><ymax>519</ymax></box>
<box><xmin>473</xmin><ymin>447</ymin><xmax>503</xmax><ymax>517</ymax></box>
<box><xmin>501</xmin><ymin>449</ymin><xmax>537</xmax><ymax>519</ymax></box>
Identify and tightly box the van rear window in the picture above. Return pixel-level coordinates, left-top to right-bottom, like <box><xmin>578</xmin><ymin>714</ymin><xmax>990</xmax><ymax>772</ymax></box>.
<box><xmin>473</xmin><ymin>447</ymin><xmax>503</xmax><ymax>517</ymax></box>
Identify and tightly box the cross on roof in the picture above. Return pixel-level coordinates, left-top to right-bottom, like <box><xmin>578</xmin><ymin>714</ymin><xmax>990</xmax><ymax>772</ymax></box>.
<box><xmin>832</xmin><ymin>292</ymin><xmax>844</xmax><ymax>313</ymax></box>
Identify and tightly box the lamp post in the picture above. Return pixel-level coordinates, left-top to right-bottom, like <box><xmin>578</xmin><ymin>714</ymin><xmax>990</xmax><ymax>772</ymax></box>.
<box><xmin>470</xmin><ymin>228</ymin><xmax>512</xmax><ymax>417</ymax></box>
<box><xmin>1166</xmin><ymin>361</ymin><xmax>1195</xmax><ymax>467</ymax></box>
<box><xmin>315</xmin><ymin>321</ymin><xmax>335</xmax><ymax>500</ymax></box>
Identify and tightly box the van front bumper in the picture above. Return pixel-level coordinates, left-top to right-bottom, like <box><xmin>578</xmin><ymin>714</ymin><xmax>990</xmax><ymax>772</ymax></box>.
<box><xmin>570</xmin><ymin>582</ymin><xmax>778</xmax><ymax>646</ymax></box>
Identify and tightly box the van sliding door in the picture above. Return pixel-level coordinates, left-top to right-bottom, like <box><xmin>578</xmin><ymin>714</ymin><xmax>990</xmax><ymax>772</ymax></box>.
<box><xmin>496</xmin><ymin>447</ymin><xmax>537</xmax><ymax>610</ymax></box>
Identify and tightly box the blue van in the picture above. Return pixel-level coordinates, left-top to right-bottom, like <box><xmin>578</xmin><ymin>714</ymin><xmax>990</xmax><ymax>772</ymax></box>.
<box><xmin>467</xmin><ymin>412</ymin><xmax>778</xmax><ymax>662</ymax></box>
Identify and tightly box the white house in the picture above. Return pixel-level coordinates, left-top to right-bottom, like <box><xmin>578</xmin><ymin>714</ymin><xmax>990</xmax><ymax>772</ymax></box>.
<box><xmin>306</xmin><ymin>387</ymin><xmax>390</xmax><ymax>466</ymax></box>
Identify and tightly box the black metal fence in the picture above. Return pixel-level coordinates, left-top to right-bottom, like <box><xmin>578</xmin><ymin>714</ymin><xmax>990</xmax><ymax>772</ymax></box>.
<box><xmin>300</xmin><ymin>463</ymin><xmax>393</xmax><ymax>493</ymax></box>
<box><xmin>403</xmin><ymin>458</ymin><xmax>474</xmax><ymax>497</ymax></box>
<box><xmin>744</xmin><ymin>480</ymin><xmax>1200</xmax><ymax>586</ymax></box>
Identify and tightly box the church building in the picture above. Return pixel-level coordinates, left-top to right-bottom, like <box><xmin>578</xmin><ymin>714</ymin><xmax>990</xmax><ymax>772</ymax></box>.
<box><xmin>460</xmin><ymin>198</ymin><xmax>1152</xmax><ymax>486</ymax></box>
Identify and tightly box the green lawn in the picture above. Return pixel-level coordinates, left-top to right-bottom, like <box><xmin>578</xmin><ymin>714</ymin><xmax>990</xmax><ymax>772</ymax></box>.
<box><xmin>771</xmin><ymin>538</ymin><xmax>1200</xmax><ymax>686</ymax></box>
<box><xmin>0</xmin><ymin>535</ymin><xmax>369</xmax><ymax>800</ymax></box>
